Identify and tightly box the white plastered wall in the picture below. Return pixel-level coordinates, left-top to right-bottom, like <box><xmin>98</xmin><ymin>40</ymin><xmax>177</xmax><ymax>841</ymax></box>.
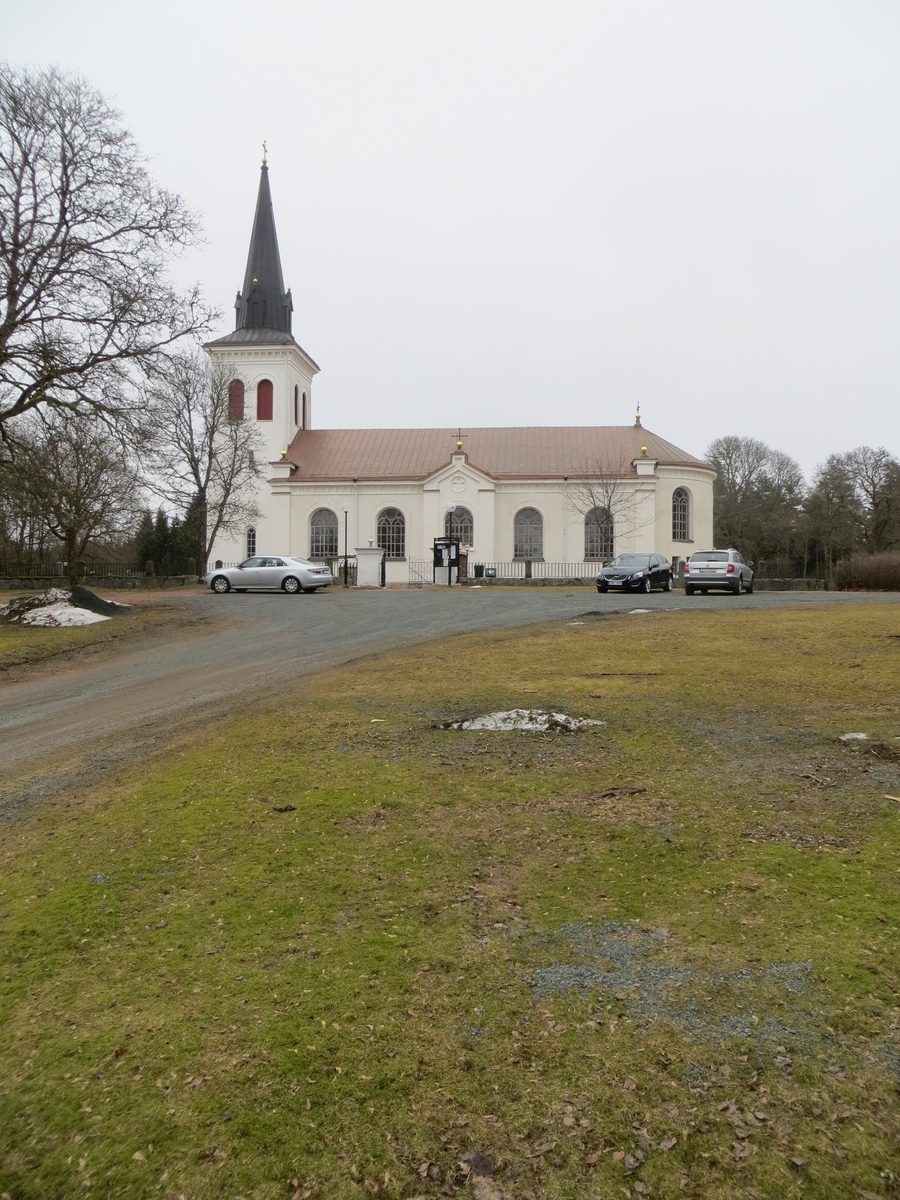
<box><xmin>232</xmin><ymin>455</ymin><xmax>716</xmax><ymax>576</ymax></box>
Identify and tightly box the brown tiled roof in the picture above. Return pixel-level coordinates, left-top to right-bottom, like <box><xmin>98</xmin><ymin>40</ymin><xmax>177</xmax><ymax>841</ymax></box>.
<box><xmin>282</xmin><ymin>426</ymin><xmax>710</xmax><ymax>482</ymax></box>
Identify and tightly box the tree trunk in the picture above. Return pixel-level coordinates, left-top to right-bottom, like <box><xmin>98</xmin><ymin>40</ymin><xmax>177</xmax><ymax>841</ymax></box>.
<box><xmin>198</xmin><ymin>491</ymin><xmax>209</xmax><ymax>575</ymax></box>
<box><xmin>66</xmin><ymin>537</ymin><xmax>80</xmax><ymax>590</ymax></box>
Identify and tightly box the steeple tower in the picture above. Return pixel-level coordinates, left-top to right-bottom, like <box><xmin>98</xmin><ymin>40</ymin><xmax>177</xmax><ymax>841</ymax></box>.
<box><xmin>233</xmin><ymin>161</ymin><xmax>294</xmax><ymax>336</ymax></box>
<box><xmin>205</xmin><ymin>153</ymin><xmax>320</xmax><ymax>549</ymax></box>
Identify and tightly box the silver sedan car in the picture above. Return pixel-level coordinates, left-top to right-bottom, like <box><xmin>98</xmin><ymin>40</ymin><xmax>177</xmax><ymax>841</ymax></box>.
<box><xmin>206</xmin><ymin>556</ymin><xmax>334</xmax><ymax>595</ymax></box>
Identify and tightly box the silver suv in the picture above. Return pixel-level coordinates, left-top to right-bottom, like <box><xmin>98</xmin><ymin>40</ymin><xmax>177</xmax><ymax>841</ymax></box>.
<box><xmin>684</xmin><ymin>549</ymin><xmax>754</xmax><ymax>596</ymax></box>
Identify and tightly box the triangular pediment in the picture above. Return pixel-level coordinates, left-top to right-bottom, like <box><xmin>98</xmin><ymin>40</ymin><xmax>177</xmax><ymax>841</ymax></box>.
<box><xmin>424</xmin><ymin>456</ymin><xmax>495</xmax><ymax>489</ymax></box>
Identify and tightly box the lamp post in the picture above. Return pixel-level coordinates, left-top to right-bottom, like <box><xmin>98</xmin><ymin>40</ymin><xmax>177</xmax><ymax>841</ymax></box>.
<box><xmin>341</xmin><ymin>502</ymin><xmax>350</xmax><ymax>587</ymax></box>
<box><xmin>447</xmin><ymin>504</ymin><xmax>456</xmax><ymax>587</ymax></box>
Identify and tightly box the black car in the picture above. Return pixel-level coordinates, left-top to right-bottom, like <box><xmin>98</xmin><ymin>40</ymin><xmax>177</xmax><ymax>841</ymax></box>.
<box><xmin>597</xmin><ymin>553</ymin><xmax>674</xmax><ymax>594</ymax></box>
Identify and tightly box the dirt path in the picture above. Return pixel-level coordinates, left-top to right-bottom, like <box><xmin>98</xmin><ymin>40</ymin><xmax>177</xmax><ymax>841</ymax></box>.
<box><xmin>2</xmin><ymin>587</ymin><xmax>897</xmax><ymax>820</ymax></box>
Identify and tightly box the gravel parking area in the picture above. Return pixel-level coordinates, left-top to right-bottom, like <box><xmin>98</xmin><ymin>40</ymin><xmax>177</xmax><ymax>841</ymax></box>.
<box><xmin>1</xmin><ymin>586</ymin><xmax>898</xmax><ymax>817</ymax></box>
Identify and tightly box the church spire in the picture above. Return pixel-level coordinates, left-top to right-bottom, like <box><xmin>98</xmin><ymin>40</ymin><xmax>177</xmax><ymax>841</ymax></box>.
<box><xmin>234</xmin><ymin>158</ymin><xmax>293</xmax><ymax>335</ymax></box>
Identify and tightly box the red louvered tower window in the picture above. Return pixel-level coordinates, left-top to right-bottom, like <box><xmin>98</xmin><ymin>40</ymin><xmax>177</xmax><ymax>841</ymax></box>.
<box><xmin>228</xmin><ymin>380</ymin><xmax>245</xmax><ymax>421</ymax></box>
<box><xmin>256</xmin><ymin>379</ymin><xmax>273</xmax><ymax>421</ymax></box>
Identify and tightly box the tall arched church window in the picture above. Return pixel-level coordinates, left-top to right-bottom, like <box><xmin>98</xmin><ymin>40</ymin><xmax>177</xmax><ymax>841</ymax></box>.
<box><xmin>228</xmin><ymin>379</ymin><xmax>245</xmax><ymax>421</ymax></box>
<box><xmin>310</xmin><ymin>508</ymin><xmax>339</xmax><ymax>560</ymax></box>
<box><xmin>377</xmin><ymin>508</ymin><xmax>406</xmax><ymax>560</ymax></box>
<box><xmin>444</xmin><ymin>506</ymin><xmax>474</xmax><ymax>545</ymax></box>
<box><xmin>584</xmin><ymin>507</ymin><xmax>614</xmax><ymax>561</ymax></box>
<box><xmin>294</xmin><ymin>385</ymin><xmax>299</xmax><ymax>426</ymax></box>
<box><xmin>302</xmin><ymin>392</ymin><xmax>307</xmax><ymax>429</ymax></box>
<box><xmin>246</xmin><ymin>527</ymin><xmax>257</xmax><ymax>557</ymax></box>
<box><xmin>256</xmin><ymin>379</ymin><xmax>273</xmax><ymax>421</ymax></box>
<box><xmin>672</xmin><ymin>487</ymin><xmax>690</xmax><ymax>541</ymax></box>
<box><xmin>514</xmin><ymin>507</ymin><xmax>543</xmax><ymax>561</ymax></box>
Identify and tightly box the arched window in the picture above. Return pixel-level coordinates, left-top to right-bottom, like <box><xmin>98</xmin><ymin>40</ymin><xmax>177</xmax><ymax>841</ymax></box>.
<box><xmin>377</xmin><ymin>508</ymin><xmax>406</xmax><ymax>560</ymax></box>
<box><xmin>444</xmin><ymin>506</ymin><xmax>474</xmax><ymax>545</ymax></box>
<box><xmin>256</xmin><ymin>379</ymin><xmax>273</xmax><ymax>421</ymax></box>
<box><xmin>310</xmin><ymin>508</ymin><xmax>339</xmax><ymax>560</ymax></box>
<box><xmin>672</xmin><ymin>487</ymin><xmax>690</xmax><ymax>541</ymax></box>
<box><xmin>246</xmin><ymin>527</ymin><xmax>257</xmax><ymax>557</ymax></box>
<box><xmin>302</xmin><ymin>392</ymin><xmax>307</xmax><ymax>429</ymax></box>
<box><xmin>585</xmin><ymin>507</ymin><xmax>614</xmax><ymax>561</ymax></box>
<box><xmin>228</xmin><ymin>379</ymin><xmax>245</xmax><ymax>422</ymax></box>
<box><xmin>293</xmin><ymin>385</ymin><xmax>299</xmax><ymax>426</ymax></box>
<box><xmin>514</xmin><ymin>507</ymin><xmax>543</xmax><ymax>561</ymax></box>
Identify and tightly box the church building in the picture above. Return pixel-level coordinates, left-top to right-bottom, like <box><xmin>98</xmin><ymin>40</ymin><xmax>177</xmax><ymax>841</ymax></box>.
<box><xmin>206</xmin><ymin>163</ymin><xmax>715</xmax><ymax>582</ymax></box>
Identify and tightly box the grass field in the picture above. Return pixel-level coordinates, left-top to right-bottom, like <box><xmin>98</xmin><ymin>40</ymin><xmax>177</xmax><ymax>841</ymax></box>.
<box><xmin>1</xmin><ymin>602</ymin><xmax>899</xmax><ymax>1200</ymax></box>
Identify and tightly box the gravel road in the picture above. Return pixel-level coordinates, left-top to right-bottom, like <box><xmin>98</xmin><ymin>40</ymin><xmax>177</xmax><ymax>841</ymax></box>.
<box><xmin>1</xmin><ymin>586</ymin><xmax>897</xmax><ymax>818</ymax></box>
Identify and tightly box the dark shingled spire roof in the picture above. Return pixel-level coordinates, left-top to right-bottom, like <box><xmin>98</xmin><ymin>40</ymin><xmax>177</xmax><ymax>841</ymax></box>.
<box><xmin>208</xmin><ymin>163</ymin><xmax>303</xmax><ymax>348</ymax></box>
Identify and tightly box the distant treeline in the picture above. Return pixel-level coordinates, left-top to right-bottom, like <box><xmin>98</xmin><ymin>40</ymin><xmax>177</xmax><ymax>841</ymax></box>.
<box><xmin>707</xmin><ymin>437</ymin><xmax>899</xmax><ymax>580</ymax></box>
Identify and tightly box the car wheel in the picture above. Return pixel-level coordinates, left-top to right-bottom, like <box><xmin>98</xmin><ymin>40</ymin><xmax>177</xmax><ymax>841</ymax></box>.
<box><xmin>701</xmin><ymin>588</ymin><xmax>708</xmax><ymax>595</ymax></box>
<box><xmin>282</xmin><ymin>576</ymin><xmax>301</xmax><ymax>594</ymax></box>
<box><xmin>597</xmin><ymin>584</ymin><xmax>608</xmax><ymax>593</ymax></box>
<box><xmin>746</xmin><ymin>578</ymin><xmax>754</xmax><ymax>594</ymax></box>
<box><xmin>732</xmin><ymin>578</ymin><xmax>743</xmax><ymax>595</ymax></box>
<box><xmin>211</xmin><ymin>575</ymin><xmax>231</xmax><ymax>594</ymax></box>
<box><xmin>641</xmin><ymin>576</ymin><xmax>651</xmax><ymax>594</ymax></box>
<box><xmin>665</xmin><ymin>576</ymin><xmax>673</xmax><ymax>592</ymax></box>
<box><xmin>685</xmin><ymin>585</ymin><xmax>695</xmax><ymax>595</ymax></box>
<box><xmin>302</xmin><ymin>587</ymin><xmax>318</xmax><ymax>594</ymax></box>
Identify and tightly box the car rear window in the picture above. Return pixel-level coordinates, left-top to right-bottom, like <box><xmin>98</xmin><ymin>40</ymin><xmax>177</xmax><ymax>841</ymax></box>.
<box><xmin>690</xmin><ymin>551</ymin><xmax>728</xmax><ymax>562</ymax></box>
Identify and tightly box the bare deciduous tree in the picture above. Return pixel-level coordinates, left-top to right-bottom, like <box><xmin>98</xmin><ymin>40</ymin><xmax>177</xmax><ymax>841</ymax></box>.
<box><xmin>564</xmin><ymin>451</ymin><xmax>655</xmax><ymax>560</ymax></box>
<box><xmin>3</xmin><ymin>412</ymin><xmax>141</xmax><ymax>587</ymax></box>
<box><xmin>707</xmin><ymin>435</ymin><xmax>805</xmax><ymax>568</ymax></box>
<box><xmin>841</xmin><ymin>446</ymin><xmax>900</xmax><ymax>553</ymax></box>
<box><xmin>805</xmin><ymin>455</ymin><xmax>862</xmax><ymax>580</ymax></box>
<box><xmin>0</xmin><ymin>62</ymin><xmax>214</xmax><ymax>435</ymax></box>
<box><xmin>144</xmin><ymin>350</ymin><xmax>264</xmax><ymax>569</ymax></box>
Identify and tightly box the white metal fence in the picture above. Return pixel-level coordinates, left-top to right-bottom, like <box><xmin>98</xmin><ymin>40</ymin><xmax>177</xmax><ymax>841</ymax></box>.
<box><xmin>469</xmin><ymin>561</ymin><xmax>603</xmax><ymax>581</ymax></box>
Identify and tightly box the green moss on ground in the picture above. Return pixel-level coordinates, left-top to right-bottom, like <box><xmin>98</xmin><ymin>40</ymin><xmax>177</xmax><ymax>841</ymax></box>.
<box><xmin>1</xmin><ymin>604</ymin><xmax>900</xmax><ymax>1198</ymax></box>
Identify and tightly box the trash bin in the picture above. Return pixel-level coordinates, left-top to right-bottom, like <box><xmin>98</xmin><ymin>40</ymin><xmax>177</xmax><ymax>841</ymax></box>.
<box><xmin>474</xmin><ymin>563</ymin><xmax>485</xmax><ymax>579</ymax></box>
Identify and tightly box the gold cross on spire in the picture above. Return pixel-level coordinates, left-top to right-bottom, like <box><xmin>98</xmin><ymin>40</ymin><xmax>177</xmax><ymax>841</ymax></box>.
<box><xmin>453</xmin><ymin>427</ymin><xmax>467</xmax><ymax>451</ymax></box>
<box><xmin>262</xmin><ymin>139</ymin><xmax>268</xmax><ymax>165</ymax></box>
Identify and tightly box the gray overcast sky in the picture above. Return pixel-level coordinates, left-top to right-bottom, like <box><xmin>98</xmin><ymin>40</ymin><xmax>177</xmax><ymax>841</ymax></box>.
<box><xmin>5</xmin><ymin>0</ymin><xmax>900</xmax><ymax>474</ymax></box>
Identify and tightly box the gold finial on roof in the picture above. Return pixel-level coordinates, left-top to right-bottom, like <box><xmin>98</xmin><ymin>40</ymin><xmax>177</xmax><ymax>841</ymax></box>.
<box><xmin>456</xmin><ymin>439</ymin><xmax>463</xmax><ymax>450</ymax></box>
<box><xmin>634</xmin><ymin>400</ymin><xmax>642</xmax><ymax>427</ymax></box>
<box><xmin>641</xmin><ymin>445</ymin><xmax>648</xmax><ymax>456</ymax></box>
<box><xmin>262</xmin><ymin>139</ymin><xmax>268</xmax><ymax>165</ymax></box>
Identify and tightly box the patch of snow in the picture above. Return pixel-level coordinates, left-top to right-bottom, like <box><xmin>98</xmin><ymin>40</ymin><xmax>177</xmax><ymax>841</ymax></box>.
<box><xmin>443</xmin><ymin>709</ymin><xmax>606</xmax><ymax>732</ymax></box>
<box><xmin>839</xmin><ymin>732</ymin><xmax>868</xmax><ymax>742</ymax></box>
<box><xmin>0</xmin><ymin>585</ymin><xmax>123</xmax><ymax>626</ymax></box>
<box><xmin>628</xmin><ymin>608</ymin><xmax>651</xmax><ymax>614</ymax></box>
<box><xmin>19</xmin><ymin>603</ymin><xmax>109</xmax><ymax>627</ymax></box>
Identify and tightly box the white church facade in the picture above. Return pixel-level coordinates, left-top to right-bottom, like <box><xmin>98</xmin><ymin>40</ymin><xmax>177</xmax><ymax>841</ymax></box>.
<box><xmin>206</xmin><ymin>164</ymin><xmax>715</xmax><ymax>582</ymax></box>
